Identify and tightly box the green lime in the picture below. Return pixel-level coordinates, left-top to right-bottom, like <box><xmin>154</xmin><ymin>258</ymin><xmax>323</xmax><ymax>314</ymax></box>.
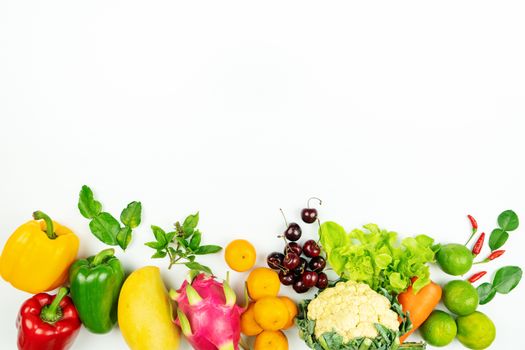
<box><xmin>436</xmin><ymin>243</ymin><xmax>473</xmax><ymax>275</ymax></box>
<box><xmin>443</xmin><ymin>280</ymin><xmax>478</xmax><ymax>316</ymax></box>
<box><xmin>456</xmin><ymin>311</ymin><xmax>496</xmax><ymax>349</ymax></box>
<box><xmin>419</xmin><ymin>310</ymin><xmax>457</xmax><ymax>347</ymax></box>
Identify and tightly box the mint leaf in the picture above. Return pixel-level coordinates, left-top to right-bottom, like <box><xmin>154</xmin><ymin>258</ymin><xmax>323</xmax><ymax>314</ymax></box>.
<box><xmin>78</xmin><ymin>185</ymin><xmax>102</xmax><ymax>219</ymax></box>
<box><xmin>89</xmin><ymin>212</ymin><xmax>120</xmax><ymax>245</ymax></box>
<box><xmin>117</xmin><ymin>226</ymin><xmax>132</xmax><ymax>250</ymax></box>
<box><xmin>498</xmin><ymin>210</ymin><xmax>519</xmax><ymax>231</ymax></box>
<box><xmin>121</xmin><ymin>201</ymin><xmax>142</xmax><ymax>228</ymax></box>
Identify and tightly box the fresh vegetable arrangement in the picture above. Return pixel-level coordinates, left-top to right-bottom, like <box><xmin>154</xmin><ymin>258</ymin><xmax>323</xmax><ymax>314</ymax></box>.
<box><xmin>0</xmin><ymin>189</ymin><xmax>522</xmax><ymax>350</ymax></box>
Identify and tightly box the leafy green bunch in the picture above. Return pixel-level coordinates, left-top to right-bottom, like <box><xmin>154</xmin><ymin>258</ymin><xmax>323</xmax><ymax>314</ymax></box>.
<box><xmin>78</xmin><ymin>185</ymin><xmax>142</xmax><ymax>250</ymax></box>
<box><xmin>297</xmin><ymin>287</ymin><xmax>425</xmax><ymax>350</ymax></box>
<box><xmin>319</xmin><ymin>222</ymin><xmax>436</xmax><ymax>293</ymax></box>
<box><xmin>145</xmin><ymin>212</ymin><xmax>222</xmax><ymax>274</ymax></box>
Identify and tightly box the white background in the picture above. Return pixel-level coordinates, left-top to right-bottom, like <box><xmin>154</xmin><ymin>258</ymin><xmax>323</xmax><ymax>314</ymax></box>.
<box><xmin>1</xmin><ymin>1</ymin><xmax>524</xmax><ymax>349</ymax></box>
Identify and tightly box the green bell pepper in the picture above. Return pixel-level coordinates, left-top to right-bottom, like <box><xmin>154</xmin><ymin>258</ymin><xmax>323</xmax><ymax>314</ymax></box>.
<box><xmin>69</xmin><ymin>248</ymin><xmax>125</xmax><ymax>334</ymax></box>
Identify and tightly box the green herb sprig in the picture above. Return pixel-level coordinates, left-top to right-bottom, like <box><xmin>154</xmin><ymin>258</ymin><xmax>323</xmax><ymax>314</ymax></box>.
<box><xmin>488</xmin><ymin>210</ymin><xmax>519</xmax><ymax>251</ymax></box>
<box><xmin>78</xmin><ymin>185</ymin><xmax>142</xmax><ymax>250</ymax></box>
<box><xmin>145</xmin><ymin>212</ymin><xmax>222</xmax><ymax>274</ymax></box>
<box><xmin>477</xmin><ymin>265</ymin><xmax>523</xmax><ymax>305</ymax></box>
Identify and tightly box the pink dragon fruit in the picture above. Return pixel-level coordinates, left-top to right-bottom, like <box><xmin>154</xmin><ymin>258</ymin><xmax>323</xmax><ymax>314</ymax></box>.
<box><xmin>171</xmin><ymin>273</ymin><xmax>245</xmax><ymax>350</ymax></box>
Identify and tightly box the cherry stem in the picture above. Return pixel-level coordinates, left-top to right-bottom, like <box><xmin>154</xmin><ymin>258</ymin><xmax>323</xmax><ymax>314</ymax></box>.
<box><xmin>279</xmin><ymin>208</ymin><xmax>289</xmax><ymax>227</ymax></box>
<box><xmin>307</xmin><ymin>197</ymin><xmax>322</xmax><ymax>208</ymax></box>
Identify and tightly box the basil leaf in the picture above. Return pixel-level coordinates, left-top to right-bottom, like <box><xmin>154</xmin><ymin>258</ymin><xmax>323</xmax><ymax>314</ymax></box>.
<box><xmin>151</xmin><ymin>225</ymin><xmax>167</xmax><ymax>246</ymax></box>
<box><xmin>175</xmin><ymin>237</ymin><xmax>189</xmax><ymax>248</ymax></box>
<box><xmin>489</xmin><ymin>228</ymin><xmax>509</xmax><ymax>251</ymax></box>
<box><xmin>498</xmin><ymin>210</ymin><xmax>519</xmax><ymax>231</ymax></box>
<box><xmin>493</xmin><ymin>266</ymin><xmax>523</xmax><ymax>294</ymax></box>
<box><xmin>189</xmin><ymin>231</ymin><xmax>202</xmax><ymax>250</ymax></box>
<box><xmin>89</xmin><ymin>212</ymin><xmax>120</xmax><ymax>245</ymax></box>
<box><xmin>183</xmin><ymin>212</ymin><xmax>199</xmax><ymax>236</ymax></box>
<box><xmin>120</xmin><ymin>201</ymin><xmax>142</xmax><ymax>229</ymax></box>
<box><xmin>165</xmin><ymin>231</ymin><xmax>177</xmax><ymax>243</ymax></box>
<box><xmin>152</xmin><ymin>250</ymin><xmax>167</xmax><ymax>259</ymax></box>
<box><xmin>194</xmin><ymin>245</ymin><xmax>222</xmax><ymax>255</ymax></box>
<box><xmin>116</xmin><ymin>226</ymin><xmax>132</xmax><ymax>250</ymax></box>
<box><xmin>477</xmin><ymin>283</ymin><xmax>497</xmax><ymax>305</ymax></box>
<box><xmin>78</xmin><ymin>185</ymin><xmax>102</xmax><ymax>219</ymax></box>
<box><xmin>145</xmin><ymin>241</ymin><xmax>163</xmax><ymax>249</ymax></box>
<box><xmin>185</xmin><ymin>262</ymin><xmax>212</xmax><ymax>274</ymax></box>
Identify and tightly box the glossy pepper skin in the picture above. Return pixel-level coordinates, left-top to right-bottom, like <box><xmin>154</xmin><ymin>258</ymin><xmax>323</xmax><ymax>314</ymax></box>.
<box><xmin>17</xmin><ymin>287</ymin><xmax>81</xmax><ymax>350</ymax></box>
<box><xmin>69</xmin><ymin>248</ymin><xmax>125</xmax><ymax>334</ymax></box>
<box><xmin>0</xmin><ymin>211</ymin><xmax>79</xmax><ymax>294</ymax></box>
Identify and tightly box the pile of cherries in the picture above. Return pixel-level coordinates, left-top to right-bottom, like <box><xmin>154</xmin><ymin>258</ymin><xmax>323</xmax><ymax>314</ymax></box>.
<box><xmin>266</xmin><ymin>198</ymin><xmax>328</xmax><ymax>294</ymax></box>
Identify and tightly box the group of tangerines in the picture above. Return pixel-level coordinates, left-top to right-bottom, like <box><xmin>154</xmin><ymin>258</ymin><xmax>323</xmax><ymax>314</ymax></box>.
<box><xmin>222</xmin><ymin>199</ymin><xmax>324</xmax><ymax>349</ymax></box>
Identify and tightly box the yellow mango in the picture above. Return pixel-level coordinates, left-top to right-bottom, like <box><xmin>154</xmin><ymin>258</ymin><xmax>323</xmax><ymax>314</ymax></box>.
<box><xmin>118</xmin><ymin>266</ymin><xmax>180</xmax><ymax>350</ymax></box>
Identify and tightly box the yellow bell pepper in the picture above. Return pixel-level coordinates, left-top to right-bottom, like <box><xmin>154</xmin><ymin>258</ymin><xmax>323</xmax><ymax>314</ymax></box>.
<box><xmin>0</xmin><ymin>211</ymin><xmax>79</xmax><ymax>294</ymax></box>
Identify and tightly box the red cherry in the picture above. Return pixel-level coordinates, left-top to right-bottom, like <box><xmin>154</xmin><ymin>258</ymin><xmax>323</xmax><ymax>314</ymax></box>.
<box><xmin>285</xmin><ymin>242</ymin><xmax>302</xmax><ymax>256</ymax></box>
<box><xmin>279</xmin><ymin>270</ymin><xmax>295</xmax><ymax>286</ymax></box>
<box><xmin>316</xmin><ymin>272</ymin><xmax>329</xmax><ymax>289</ymax></box>
<box><xmin>303</xmin><ymin>240</ymin><xmax>321</xmax><ymax>258</ymax></box>
<box><xmin>301</xmin><ymin>271</ymin><xmax>319</xmax><ymax>288</ymax></box>
<box><xmin>293</xmin><ymin>279</ymin><xmax>310</xmax><ymax>294</ymax></box>
<box><xmin>282</xmin><ymin>252</ymin><xmax>300</xmax><ymax>270</ymax></box>
<box><xmin>309</xmin><ymin>256</ymin><xmax>326</xmax><ymax>272</ymax></box>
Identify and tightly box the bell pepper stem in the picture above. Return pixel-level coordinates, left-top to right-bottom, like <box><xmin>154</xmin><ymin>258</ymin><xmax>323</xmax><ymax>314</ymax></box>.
<box><xmin>92</xmin><ymin>248</ymin><xmax>115</xmax><ymax>266</ymax></box>
<box><xmin>40</xmin><ymin>287</ymin><xmax>68</xmax><ymax>324</ymax></box>
<box><xmin>33</xmin><ymin>211</ymin><xmax>57</xmax><ymax>239</ymax></box>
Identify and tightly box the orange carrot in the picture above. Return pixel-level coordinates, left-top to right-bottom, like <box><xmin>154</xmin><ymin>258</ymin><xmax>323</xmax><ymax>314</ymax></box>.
<box><xmin>398</xmin><ymin>280</ymin><xmax>442</xmax><ymax>343</ymax></box>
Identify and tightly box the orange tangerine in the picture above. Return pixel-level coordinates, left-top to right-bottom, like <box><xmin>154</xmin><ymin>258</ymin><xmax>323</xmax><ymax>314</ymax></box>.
<box><xmin>241</xmin><ymin>302</ymin><xmax>263</xmax><ymax>336</ymax></box>
<box><xmin>254</xmin><ymin>330</ymin><xmax>288</xmax><ymax>350</ymax></box>
<box><xmin>253</xmin><ymin>296</ymin><xmax>289</xmax><ymax>331</ymax></box>
<box><xmin>224</xmin><ymin>239</ymin><xmax>256</xmax><ymax>272</ymax></box>
<box><xmin>279</xmin><ymin>296</ymin><xmax>298</xmax><ymax>329</ymax></box>
<box><xmin>246</xmin><ymin>268</ymin><xmax>280</xmax><ymax>300</ymax></box>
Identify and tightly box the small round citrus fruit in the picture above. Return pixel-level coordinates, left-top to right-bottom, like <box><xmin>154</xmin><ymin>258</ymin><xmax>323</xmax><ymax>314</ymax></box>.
<box><xmin>420</xmin><ymin>310</ymin><xmax>457</xmax><ymax>347</ymax></box>
<box><xmin>443</xmin><ymin>280</ymin><xmax>478</xmax><ymax>316</ymax></box>
<box><xmin>247</xmin><ymin>267</ymin><xmax>280</xmax><ymax>300</ymax></box>
<box><xmin>253</xmin><ymin>296</ymin><xmax>289</xmax><ymax>331</ymax></box>
<box><xmin>254</xmin><ymin>330</ymin><xmax>288</xmax><ymax>350</ymax></box>
<box><xmin>436</xmin><ymin>243</ymin><xmax>473</xmax><ymax>276</ymax></box>
<box><xmin>279</xmin><ymin>296</ymin><xmax>298</xmax><ymax>329</ymax></box>
<box><xmin>241</xmin><ymin>302</ymin><xmax>263</xmax><ymax>336</ymax></box>
<box><xmin>456</xmin><ymin>311</ymin><xmax>496</xmax><ymax>349</ymax></box>
<box><xmin>225</xmin><ymin>239</ymin><xmax>256</xmax><ymax>272</ymax></box>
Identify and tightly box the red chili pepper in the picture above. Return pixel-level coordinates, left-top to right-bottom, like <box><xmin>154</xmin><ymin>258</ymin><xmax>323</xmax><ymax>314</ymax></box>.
<box><xmin>488</xmin><ymin>250</ymin><xmax>505</xmax><ymax>261</ymax></box>
<box><xmin>468</xmin><ymin>271</ymin><xmax>487</xmax><ymax>283</ymax></box>
<box><xmin>17</xmin><ymin>287</ymin><xmax>81</xmax><ymax>350</ymax></box>
<box><xmin>474</xmin><ymin>249</ymin><xmax>506</xmax><ymax>265</ymax></box>
<box><xmin>468</xmin><ymin>214</ymin><xmax>478</xmax><ymax>232</ymax></box>
<box><xmin>472</xmin><ymin>232</ymin><xmax>485</xmax><ymax>256</ymax></box>
<box><xmin>465</xmin><ymin>214</ymin><xmax>479</xmax><ymax>245</ymax></box>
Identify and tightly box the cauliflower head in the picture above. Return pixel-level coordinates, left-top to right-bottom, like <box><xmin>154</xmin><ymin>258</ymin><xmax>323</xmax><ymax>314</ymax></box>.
<box><xmin>307</xmin><ymin>280</ymin><xmax>399</xmax><ymax>343</ymax></box>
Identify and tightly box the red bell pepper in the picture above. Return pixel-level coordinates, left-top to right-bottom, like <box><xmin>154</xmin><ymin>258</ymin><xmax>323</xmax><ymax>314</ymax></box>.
<box><xmin>17</xmin><ymin>287</ymin><xmax>81</xmax><ymax>350</ymax></box>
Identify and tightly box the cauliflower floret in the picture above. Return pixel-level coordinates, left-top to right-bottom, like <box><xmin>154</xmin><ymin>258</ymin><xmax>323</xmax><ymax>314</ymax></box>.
<box><xmin>307</xmin><ymin>280</ymin><xmax>400</xmax><ymax>342</ymax></box>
